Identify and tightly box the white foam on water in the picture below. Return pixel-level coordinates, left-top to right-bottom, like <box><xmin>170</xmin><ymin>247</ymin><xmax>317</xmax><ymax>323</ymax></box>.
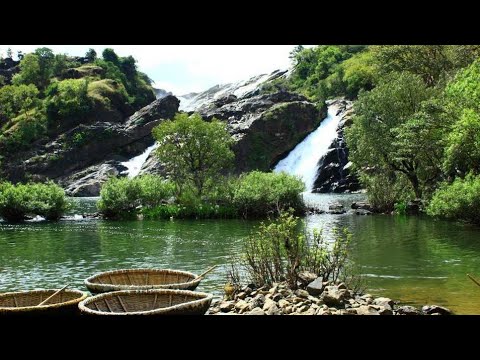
<box><xmin>120</xmin><ymin>143</ymin><xmax>159</xmax><ymax>178</ymax></box>
<box><xmin>274</xmin><ymin>105</ymin><xmax>341</xmax><ymax>191</ymax></box>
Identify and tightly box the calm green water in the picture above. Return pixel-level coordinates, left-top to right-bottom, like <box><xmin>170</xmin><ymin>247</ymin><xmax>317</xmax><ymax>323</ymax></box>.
<box><xmin>1</xmin><ymin>194</ymin><xmax>480</xmax><ymax>314</ymax></box>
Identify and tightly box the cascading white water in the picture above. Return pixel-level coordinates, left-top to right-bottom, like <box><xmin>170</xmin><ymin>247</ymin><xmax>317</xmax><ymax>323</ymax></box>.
<box><xmin>274</xmin><ymin>104</ymin><xmax>341</xmax><ymax>192</ymax></box>
<box><xmin>120</xmin><ymin>143</ymin><xmax>159</xmax><ymax>178</ymax></box>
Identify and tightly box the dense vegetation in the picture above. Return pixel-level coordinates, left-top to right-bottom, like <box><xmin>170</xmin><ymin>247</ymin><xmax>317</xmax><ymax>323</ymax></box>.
<box><xmin>98</xmin><ymin>171</ymin><xmax>305</xmax><ymax>220</ymax></box>
<box><xmin>427</xmin><ymin>174</ymin><xmax>480</xmax><ymax>225</ymax></box>
<box><xmin>280</xmin><ymin>45</ymin><xmax>480</xmax><ymax>223</ymax></box>
<box><xmin>261</xmin><ymin>45</ymin><xmax>376</xmax><ymax>102</ymax></box>
<box><xmin>0</xmin><ymin>47</ymin><xmax>155</xmax><ymax>158</ymax></box>
<box><xmin>97</xmin><ymin>175</ymin><xmax>175</xmax><ymax>219</ymax></box>
<box><xmin>98</xmin><ymin>112</ymin><xmax>306</xmax><ymax>220</ymax></box>
<box><xmin>0</xmin><ymin>181</ymin><xmax>68</xmax><ymax>222</ymax></box>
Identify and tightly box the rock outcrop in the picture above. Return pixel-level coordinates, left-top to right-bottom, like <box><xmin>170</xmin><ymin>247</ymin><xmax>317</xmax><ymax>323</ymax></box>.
<box><xmin>60</xmin><ymin>161</ymin><xmax>128</xmax><ymax>197</ymax></box>
<box><xmin>197</xmin><ymin>91</ymin><xmax>325</xmax><ymax>173</ymax></box>
<box><xmin>153</xmin><ymin>88</ymin><xmax>173</xmax><ymax>99</ymax></box>
<box><xmin>312</xmin><ymin>99</ymin><xmax>361</xmax><ymax>193</ymax></box>
<box><xmin>4</xmin><ymin>95</ymin><xmax>179</xmax><ymax>195</ymax></box>
<box><xmin>0</xmin><ymin>57</ymin><xmax>20</xmax><ymax>84</ymax></box>
<box><xmin>141</xmin><ymin>84</ymin><xmax>324</xmax><ymax>175</ymax></box>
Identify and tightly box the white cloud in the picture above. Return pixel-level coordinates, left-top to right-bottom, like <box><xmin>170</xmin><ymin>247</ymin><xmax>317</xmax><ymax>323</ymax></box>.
<box><xmin>1</xmin><ymin>45</ymin><xmax>298</xmax><ymax>94</ymax></box>
<box><xmin>151</xmin><ymin>80</ymin><xmax>200</xmax><ymax>96</ymax></box>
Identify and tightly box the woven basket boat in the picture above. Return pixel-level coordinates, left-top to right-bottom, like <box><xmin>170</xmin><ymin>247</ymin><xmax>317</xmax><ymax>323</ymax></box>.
<box><xmin>78</xmin><ymin>289</ymin><xmax>213</xmax><ymax>315</ymax></box>
<box><xmin>0</xmin><ymin>289</ymin><xmax>87</xmax><ymax>316</ymax></box>
<box><xmin>84</xmin><ymin>268</ymin><xmax>202</xmax><ymax>294</ymax></box>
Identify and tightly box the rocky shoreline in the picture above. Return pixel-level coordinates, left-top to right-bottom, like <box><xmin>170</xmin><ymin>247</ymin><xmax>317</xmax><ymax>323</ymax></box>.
<box><xmin>207</xmin><ymin>279</ymin><xmax>452</xmax><ymax>315</ymax></box>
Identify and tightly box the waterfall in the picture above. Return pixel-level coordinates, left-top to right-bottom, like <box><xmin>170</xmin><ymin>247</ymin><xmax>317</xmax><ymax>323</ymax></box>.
<box><xmin>120</xmin><ymin>143</ymin><xmax>159</xmax><ymax>178</ymax></box>
<box><xmin>273</xmin><ymin>104</ymin><xmax>341</xmax><ymax>192</ymax></box>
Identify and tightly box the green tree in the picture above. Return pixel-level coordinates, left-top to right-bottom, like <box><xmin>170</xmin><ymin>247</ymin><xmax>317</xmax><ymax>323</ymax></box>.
<box><xmin>346</xmin><ymin>72</ymin><xmax>435</xmax><ymax>199</ymax></box>
<box><xmin>341</xmin><ymin>50</ymin><xmax>376</xmax><ymax>97</ymax></box>
<box><xmin>0</xmin><ymin>84</ymin><xmax>40</xmax><ymax>123</ymax></box>
<box><xmin>153</xmin><ymin>113</ymin><xmax>235</xmax><ymax>197</ymax></box>
<box><xmin>85</xmin><ymin>48</ymin><xmax>97</xmax><ymax>63</ymax></box>
<box><xmin>12</xmin><ymin>48</ymin><xmax>55</xmax><ymax>91</ymax></box>
<box><xmin>45</xmin><ymin>79</ymin><xmax>91</xmax><ymax>122</ymax></box>
<box><xmin>120</xmin><ymin>55</ymin><xmax>137</xmax><ymax>80</ymax></box>
<box><xmin>102</xmin><ymin>48</ymin><xmax>120</xmax><ymax>65</ymax></box>
<box><xmin>287</xmin><ymin>45</ymin><xmax>372</xmax><ymax>101</ymax></box>
<box><xmin>12</xmin><ymin>54</ymin><xmax>41</xmax><ymax>87</ymax></box>
<box><xmin>52</xmin><ymin>54</ymin><xmax>79</xmax><ymax>77</ymax></box>
<box><xmin>444</xmin><ymin>109</ymin><xmax>480</xmax><ymax>176</ymax></box>
<box><xmin>371</xmin><ymin>45</ymin><xmax>480</xmax><ymax>87</ymax></box>
<box><xmin>440</xmin><ymin>58</ymin><xmax>480</xmax><ymax>177</ymax></box>
<box><xmin>289</xmin><ymin>45</ymin><xmax>304</xmax><ymax>64</ymax></box>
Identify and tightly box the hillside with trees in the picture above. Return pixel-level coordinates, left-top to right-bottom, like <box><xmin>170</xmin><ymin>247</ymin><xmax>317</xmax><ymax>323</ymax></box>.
<box><xmin>0</xmin><ymin>47</ymin><xmax>155</xmax><ymax>170</ymax></box>
<box><xmin>274</xmin><ymin>45</ymin><xmax>480</xmax><ymax>224</ymax></box>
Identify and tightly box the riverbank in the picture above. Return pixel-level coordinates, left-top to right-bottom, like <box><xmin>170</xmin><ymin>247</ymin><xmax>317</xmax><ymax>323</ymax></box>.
<box><xmin>2</xmin><ymin>195</ymin><xmax>480</xmax><ymax>314</ymax></box>
<box><xmin>208</xmin><ymin>280</ymin><xmax>452</xmax><ymax>315</ymax></box>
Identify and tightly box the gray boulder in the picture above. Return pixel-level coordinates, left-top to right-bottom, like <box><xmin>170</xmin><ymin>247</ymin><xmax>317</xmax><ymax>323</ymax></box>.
<box><xmin>321</xmin><ymin>285</ymin><xmax>350</xmax><ymax>307</ymax></box>
<box><xmin>307</xmin><ymin>277</ymin><xmax>324</xmax><ymax>296</ymax></box>
<box><xmin>422</xmin><ymin>305</ymin><xmax>452</xmax><ymax>315</ymax></box>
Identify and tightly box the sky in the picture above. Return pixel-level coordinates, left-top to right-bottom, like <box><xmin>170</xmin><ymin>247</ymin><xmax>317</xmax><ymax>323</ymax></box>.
<box><xmin>1</xmin><ymin>45</ymin><xmax>301</xmax><ymax>95</ymax></box>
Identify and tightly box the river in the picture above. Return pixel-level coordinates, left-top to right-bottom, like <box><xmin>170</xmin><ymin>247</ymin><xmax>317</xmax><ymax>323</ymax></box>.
<box><xmin>1</xmin><ymin>194</ymin><xmax>479</xmax><ymax>314</ymax></box>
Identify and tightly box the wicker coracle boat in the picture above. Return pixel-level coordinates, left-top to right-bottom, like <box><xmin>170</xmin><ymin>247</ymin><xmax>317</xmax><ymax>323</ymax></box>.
<box><xmin>0</xmin><ymin>288</ymin><xmax>87</xmax><ymax>316</ymax></box>
<box><xmin>84</xmin><ymin>268</ymin><xmax>209</xmax><ymax>294</ymax></box>
<box><xmin>78</xmin><ymin>289</ymin><xmax>213</xmax><ymax>315</ymax></box>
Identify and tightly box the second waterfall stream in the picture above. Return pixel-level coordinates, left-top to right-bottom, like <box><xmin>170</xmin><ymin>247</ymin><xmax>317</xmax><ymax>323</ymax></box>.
<box><xmin>274</xmin><ymin>104</ymin><xmax>341</xmax><ymax>192</ymax></box>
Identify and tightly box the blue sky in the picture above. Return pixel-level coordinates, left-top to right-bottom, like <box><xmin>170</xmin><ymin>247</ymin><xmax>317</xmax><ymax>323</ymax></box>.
<box><xmin>1</xmin><ymin>45</ymin><xmax>301</xmax><ymax>95</ymax></box>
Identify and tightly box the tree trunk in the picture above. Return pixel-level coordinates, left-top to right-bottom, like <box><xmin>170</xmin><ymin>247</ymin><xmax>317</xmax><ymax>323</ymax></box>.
<box><xmin>408</xmin><ymin>173</ymin><xmax>422</xmax><ymax>199</ymax></box>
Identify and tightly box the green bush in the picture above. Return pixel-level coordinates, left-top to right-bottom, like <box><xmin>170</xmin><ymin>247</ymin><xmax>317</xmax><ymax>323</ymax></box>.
<box><xmin>98</xmin><ymin>177</ymin><xmax>142</xmax><ymax>219</ymax></box>
<box><xmin>233</xmin><ymin>171</ymin><xmax>305</xmax><ymax>218</ymax></box>
<box><xmin>135</xmin><ymin>175</ymin><xmax>175</xmax><ymax>208</ymax></box>
<box><xmin>87</xmin><ymin>79</ymin><xmax>129</xmax><ymax>111</ymax></box>
<box><xmin>427</xmin><ymin>174</ymin><xmax>480</xmax><ymax>224</ymax></box>
<box><xmin>239</xmin><ymin>210</ymin><xmax>355</xmax><ymax>289</ymax></box>
<box><xmin>29</xmin><ymin>182</ymin><xmax>69</xmax><ymax>220</ymax></box>
<box><xmin>0</xmin><ymin>182</ymin><xmax>33</xmax><ymax>222</ymax></box>
<box><xmin>0</xmin><ymin>181</ymin><xmax>68</xmax><ymax>222</ymax></box>
<box><xmin>99</xmin><ymin>172</ymin><xmax>306</xmax><ymax>220</ymax></box>
<box><xmin>98</xmin><ymin>175</ymin><xmax>175</xmax><ymax>219</ymax></box>
<box><xmin>394</xmin><ymin>201</ymin><xmax>408</xmax><ymax>215</ymax></box>
<box><xmin>0</xmin><ymin>109</ymin><xmax>47</xmax><ymax>152</ymax></box>
<box><xmin>45</xmin><ymin>79</ymin><xmax>91</xmax><ymax>122</ymax></box>
<box><xmin>361</xmin><ymin>172</ymin><xmax>414</xmax><ymax>213</ymax></box>
<box><xmin>142</xmin><ymin>203</ymin><xmax>237</xmax><ymax>220</ymax></box>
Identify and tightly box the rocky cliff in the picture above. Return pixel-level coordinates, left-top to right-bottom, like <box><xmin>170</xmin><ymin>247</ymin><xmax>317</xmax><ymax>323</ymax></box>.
<box><xmin>312</xmin><ymin>99</ymin><xmax>360</xmax><ymax>193</ymax></box>
<box><xmin>198</xmin><ymin>91</ymin><xmax>324</xmax><ymax>173</ymax></box>
<box><xmin>0</xmin><ymin>57</ymin><xmax>20</xmax><ymax>84</ymax></box>
<box><xmin>4</xmin><ymin>95</ymin><xmax>179</xmax><ymax>196</ymax></box>
<box><xmin>138</xmin><ymin>70</ymin><xmax>324</xmax><ymax>176</ymax></box>
<box><xmin>2</xmin><ymin>65</ymin><xmax>358</xmax><ymax>196</ymax></box>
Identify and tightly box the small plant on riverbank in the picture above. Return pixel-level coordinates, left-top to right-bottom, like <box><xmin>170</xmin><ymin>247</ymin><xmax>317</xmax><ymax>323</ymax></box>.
<box><xmin>28</xmin><ymin>182</ymin><xmax>69</xmax><ymax>220</ymax></box>
<box><xmin>0</xmin><ymin>181</ymin><xmax>68</xmax><ymax>222</ymax></box>
<box><xmin>239</xmin><ymin>209</ymin><xmax>356</xmax><ymax>290</ymax></box>
<box><xmin>98</xmin><ymin>175</ymin><xmax>175</xmax><ymax>219</ymax></box>
<box><xmin>427</xmin><ymin>174</ymin><xmax>480</xmax><ymax>225</ymax></box>
<box><xmin>233</xmin><ymin>171</ymin><xmax>305</xmax><ymax>218</ymax></box>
